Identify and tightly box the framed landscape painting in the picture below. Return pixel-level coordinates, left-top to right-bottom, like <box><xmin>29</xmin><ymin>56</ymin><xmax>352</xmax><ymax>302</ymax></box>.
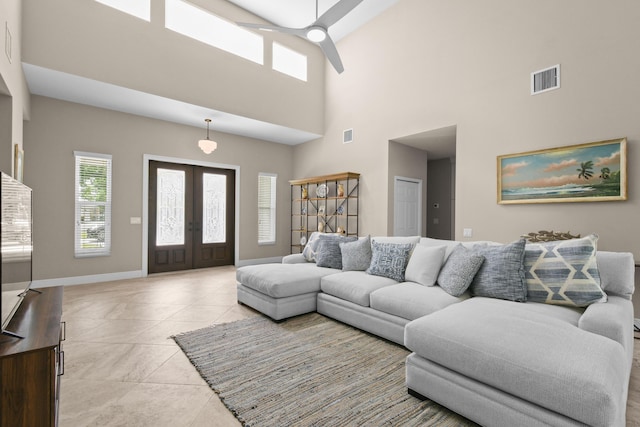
<box><xmin>498</xmin><ymin>138</ymin><xmax>627</xmax><ymax>204</ymax></box>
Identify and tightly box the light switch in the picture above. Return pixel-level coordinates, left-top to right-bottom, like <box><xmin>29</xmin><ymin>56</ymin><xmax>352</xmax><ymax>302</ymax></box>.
<box><xmin>463</xmin><ymin>228</ymin><xmax>473</xmax><ymax>238</ymax></box>
<box><xmin>130</xmin><ymin>217</ymin><xmax>142</xmax><ymax>225</ymax></box>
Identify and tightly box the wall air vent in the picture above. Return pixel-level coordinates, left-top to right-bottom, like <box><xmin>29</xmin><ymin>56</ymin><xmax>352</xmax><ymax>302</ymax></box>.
<box><xmin>343</xmin><ymin>128</ymin><xmax>353</xmax><ymax>144</ymax></box>
<box><xmin>531</xmin><ymin>64</ymin><xmax>560</xmax><ymax>95</ymax></box>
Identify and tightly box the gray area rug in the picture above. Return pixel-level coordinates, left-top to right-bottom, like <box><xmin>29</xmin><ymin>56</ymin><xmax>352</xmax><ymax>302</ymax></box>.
<box><xmin>173</xmin><ymin>313</ymin><xmax>476</xmax><ymax>426</ymax></box>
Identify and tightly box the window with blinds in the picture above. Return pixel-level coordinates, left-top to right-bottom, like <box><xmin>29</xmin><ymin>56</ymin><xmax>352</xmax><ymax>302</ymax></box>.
<box><xmin>258</xmin><ymin>173</ymin><xmax>276</xmax><ymax>245</ymax></box>
<box><xmin>74</xmin><ymin>152</ymin><xmax>112</xmax><ymax>257</ymax></box>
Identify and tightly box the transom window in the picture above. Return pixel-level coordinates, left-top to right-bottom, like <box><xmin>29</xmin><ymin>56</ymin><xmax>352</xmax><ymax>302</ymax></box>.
<box><xmin>272</xmin><ymin>42</ymin><xmax>308</xmax><ymax>82</ymax></box>
<box><xmin>165</xmin><ymin>0</ymin><xmax>264</xmax><ymax>65</ymax></box>
<box><xmin>95</xmin><ymin>0</ymin><xmax>150</xmax><ymax>21</ymax></box>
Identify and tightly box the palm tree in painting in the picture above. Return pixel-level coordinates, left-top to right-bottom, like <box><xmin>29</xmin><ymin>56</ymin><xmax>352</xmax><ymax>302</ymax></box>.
<box><xmin>599</xmin><ymin>167</ymin><xmax>611</xmax><ymax>180</ymax></box>
<box><xmin>577</xmin><ymin>161</ymin><xmax>594</xmax><ymax>179</ymax></box>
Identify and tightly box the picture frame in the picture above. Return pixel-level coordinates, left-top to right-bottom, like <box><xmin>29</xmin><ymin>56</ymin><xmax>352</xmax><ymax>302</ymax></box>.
<box><xmin>13</xmin><ymin>144</ymin><xmax>23</xmax><ymax>182</ymax></box>
<box><xmin>497</xmin><ymin>138</ymin><xmax>627</xmax><ymax>204</ymax></box>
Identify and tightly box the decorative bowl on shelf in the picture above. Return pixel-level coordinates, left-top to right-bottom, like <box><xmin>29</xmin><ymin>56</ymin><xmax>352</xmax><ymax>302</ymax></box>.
<box><xmin>300</xmin><ymin>236</ymin><xmax>307</xmax><ymax>245</ymax></box>
<box><xmin>316</xmin><ymin>184</ymin><xmax>327</xmax><ymax>198</ymax></box>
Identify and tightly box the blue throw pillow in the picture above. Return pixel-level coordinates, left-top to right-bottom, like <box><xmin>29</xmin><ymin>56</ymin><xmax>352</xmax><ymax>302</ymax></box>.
<box><xmin>524</xmin><ymin>234</ymin><xmax>606</xmax><ymax>307</ymax></box>
<box><xmin>315</xmin><ymin>236</ymin><xmax>357</xmax><ymax>269</ymax></box>
<box><xmin>470</xmin><ymin>239</ymin><xmax>527</xmax><ymax>302</ymax></box>
<box><xmin>366</xmin><ymin>241</ymin><xmax>414</xmax><ymax>282</ymax></box>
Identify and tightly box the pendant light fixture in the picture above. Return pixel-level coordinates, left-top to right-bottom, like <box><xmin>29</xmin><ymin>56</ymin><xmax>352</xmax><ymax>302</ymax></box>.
<box><xmin>198</xmin><ymin>118</ymin><xmax>217</xmax><ymax>154</ymax></box>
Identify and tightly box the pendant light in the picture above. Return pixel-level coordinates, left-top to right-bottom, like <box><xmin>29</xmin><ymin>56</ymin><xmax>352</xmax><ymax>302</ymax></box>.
<box><xmin>198</xmin><ymin>118</ymin><xmax>217</xmax><ymax>154</ymax></box>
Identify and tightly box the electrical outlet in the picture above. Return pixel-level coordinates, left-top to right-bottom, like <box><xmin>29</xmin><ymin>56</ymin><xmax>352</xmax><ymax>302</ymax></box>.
<box><xmin>433</xmin><ymin>218</ymin><xmax>439</xmax><ymax>224</ymax></box>
<box><xmin>463</xmin><ymin>228</ymin><xmax>473</xmax><ymax>238</ymax></box>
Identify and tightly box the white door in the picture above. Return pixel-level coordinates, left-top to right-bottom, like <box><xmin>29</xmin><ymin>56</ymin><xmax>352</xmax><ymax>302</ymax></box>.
<box><xmin>394</xmin><ymin>177</ymin><xmax>422</xmax><ymax>236</ymax></box>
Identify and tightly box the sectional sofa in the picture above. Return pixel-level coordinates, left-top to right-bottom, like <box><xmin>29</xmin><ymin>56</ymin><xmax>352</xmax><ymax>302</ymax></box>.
<box><xmin>236</xmin><ymin>233</ymin><xmax>635</xmax><ymax>427</ymax></box>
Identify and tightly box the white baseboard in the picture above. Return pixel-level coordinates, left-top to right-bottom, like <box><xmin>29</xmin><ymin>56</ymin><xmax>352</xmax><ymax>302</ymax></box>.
<box><xmin>236</xmin><ymin>256</ymin><xmax>283</xmax><ymax>267</ymax></box>
<box><xmin>32</xmin><ymin>270</ymin><xmax>144</xmax><ymax>288</ymax></box>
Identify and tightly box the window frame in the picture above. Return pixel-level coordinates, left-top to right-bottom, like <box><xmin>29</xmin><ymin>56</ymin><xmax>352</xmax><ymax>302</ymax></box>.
<box><xmin>74</xmin><ymin>151</ymin><xmax>113</xmax><ymax>258</ymax></box>
<box><xmin>258</xmin><ymin>173</ymin><xmax>277</xmax><ymax>245</ymax></box>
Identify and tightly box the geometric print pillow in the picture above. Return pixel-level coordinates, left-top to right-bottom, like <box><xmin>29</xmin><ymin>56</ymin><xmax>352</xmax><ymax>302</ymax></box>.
<box><xmin>523</xmin><ymin>234</ymin><xmax>607</xmax><ymax>307</ymax></box>
<box><xmin>366</xmin><ymin>241</ymin><xmax>415</xmax><ymax>282</ymax></box>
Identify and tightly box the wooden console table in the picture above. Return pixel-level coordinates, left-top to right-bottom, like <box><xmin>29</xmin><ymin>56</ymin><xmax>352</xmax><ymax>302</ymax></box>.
<box><xmin>0</xmin><ymin>286</ymin><xmax>64</xmax><ymax>426</ymax></box>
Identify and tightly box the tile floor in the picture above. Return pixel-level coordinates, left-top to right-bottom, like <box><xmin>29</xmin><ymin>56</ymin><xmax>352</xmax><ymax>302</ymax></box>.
<box><xmin>60</xmin><ymin>266</ymin><xmax>255</xmax><ymax>427</ymax></box>
<box><xmin>59</xmin><ymin>266</ymin><xmax>640</xmax><ymax>426</ymax></box>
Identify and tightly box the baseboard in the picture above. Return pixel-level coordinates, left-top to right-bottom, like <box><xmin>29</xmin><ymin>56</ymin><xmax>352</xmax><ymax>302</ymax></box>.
<box><xmin>236</xmin><ymin>256</ymin><xmax>283</xmax><ymax>267</ymax></box>
<box><xmin>31</xmin><ymin>270</ymin><xmax>144</xmax><ymax>288</ymax></box>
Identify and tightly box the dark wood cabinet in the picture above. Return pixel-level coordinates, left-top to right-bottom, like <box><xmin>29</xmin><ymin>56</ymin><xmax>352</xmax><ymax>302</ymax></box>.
<box><xmin>0</xmin><ymin>287</ymin><xmax>64</xmax><ymax>427</ymax></box>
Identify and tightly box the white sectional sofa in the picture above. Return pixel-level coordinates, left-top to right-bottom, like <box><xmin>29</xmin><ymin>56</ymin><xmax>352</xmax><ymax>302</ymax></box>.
<box><xmin>236</xmin><ymin>234</ymin><xmax>635</xmax><ymax>427</ymax></box>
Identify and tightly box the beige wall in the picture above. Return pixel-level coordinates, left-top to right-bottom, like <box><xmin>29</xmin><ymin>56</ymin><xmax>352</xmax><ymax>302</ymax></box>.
<box><xmin>0</xmin><ymin>0</ymin><xmax>30</xmax><ymax>176</ymax></box>
<box><xmin>22</xmin><ymin>0</ymin><xmax>325</xmax><ymax>135</ymax></box>
<box><xmin>387</xmin><ymin>141</ymin><xmax>428</xmax><ymax>235</ymax></box>
<box><xmin>297</xmin><ymin>0</ymin><xmax>640</xmax><ymax>259</ymax></box>
<box><xmin>24</xmin><ymin>96</ymin><xmax>294</xmax><ymax>281</ymax></box>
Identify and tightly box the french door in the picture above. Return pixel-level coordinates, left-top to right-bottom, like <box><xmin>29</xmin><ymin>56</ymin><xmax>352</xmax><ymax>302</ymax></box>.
<box><xmin>148</xmin><ymin>161</ymin><xmax>235</xmax><ymax>274</ymax></box>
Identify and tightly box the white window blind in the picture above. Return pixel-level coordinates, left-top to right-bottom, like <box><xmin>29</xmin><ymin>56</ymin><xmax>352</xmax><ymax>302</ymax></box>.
<box><xmin>74</xmin><ymin>152</ymin><xmax>112</xmax><ymax>257</ymax></box>
<box><xmin>258</xmin><ymin>173</ymin><xmax>276</xmax><ymax>245</ymax></box>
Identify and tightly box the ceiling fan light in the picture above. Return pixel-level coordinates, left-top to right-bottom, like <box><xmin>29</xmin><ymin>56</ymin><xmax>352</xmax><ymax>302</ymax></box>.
<box><xmin>198</xmin><ymin>138</ymin><xmax>217</xmax><ymax>154</ymax></box>
<box><xmin>306</xmin><ymin>27</ymin><xmax>326</xmax><ymax>42</ymax></box>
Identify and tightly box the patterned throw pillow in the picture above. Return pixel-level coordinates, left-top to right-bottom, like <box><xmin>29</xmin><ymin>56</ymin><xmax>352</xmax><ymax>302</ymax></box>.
<box><xmin>315</xmin><ymin>236</ymin><xmax>357</xmax><ymax>269</ymax></box>
<box><xmin>366</xmin><ymin>241</ymin><xmax>415</xmax><ymax>282</ymax></box>
<box><xmin>470</xmin><ymin>239</ymin><xmax>527</xmax><ymax>302</ymax></box>
<box><xmin>302</xmin><ymin>232</ymin><xmax>340</xmax><ymax>262</ymax></box>
<box><xmin>340</xmin><ymin>235</ymin><xmax>372</xmax><ymax>271</ymax></box>
<box><xmin>437</xmin><ymin>245</ymin><xmax>485</xmax><ymax>296</ymax></box>
<box><xmin>524</xmin><ymin>234</ymin><xmax>606</xmax><ymax>307</ymax></box>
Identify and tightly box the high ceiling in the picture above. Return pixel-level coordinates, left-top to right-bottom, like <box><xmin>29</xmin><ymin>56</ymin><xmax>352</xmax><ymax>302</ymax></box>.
<box><xmin>24</xmin><ymin>0</ymin><xmax>399</xmax><ymax>145</ymax></box>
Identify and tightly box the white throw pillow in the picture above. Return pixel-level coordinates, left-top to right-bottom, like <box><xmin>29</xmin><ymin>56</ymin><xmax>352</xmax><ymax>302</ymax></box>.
<box><xmin>404</xmin><ymin>245</ymin><xmax>447</xmax><ymax>286</ymax></box>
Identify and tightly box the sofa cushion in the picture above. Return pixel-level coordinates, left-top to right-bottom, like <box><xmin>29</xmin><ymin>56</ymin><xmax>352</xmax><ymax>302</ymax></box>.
<box><xmin>366</xmin><ymin>241</ymin><xmax>415</xmax><ymax>282</ymax></box>
<box><xmin>596</xmin><ymin>250</ymin><xmax>635</xmax><ymax>299</ymax></box>
<box><xmin>404</xmin><ymin>297</ymin><xmax>627</xmax><ymax>427</ymax></box>
<box><xmin>370</xmin><ymin>282</ymin><xmax>468</xmax><ymax>320</ymax></box>
<box><xmin>470</xmin><ymin>239</ymin><xmax>527</xmax><ymax>302</ymax></box>
<box><xmin>524</xmin><ymin>234</ymin><xmax>606</xmax><ymax>307</ymax></box>
<box><xmin>404</xmin><ymin>245</ymin><xmax>446</xmax><ymax>286</ymax></box>
<box><xmin>236</xmin><ymin>263</ymin><xmax>338</xmax><ymax>298</ymax></box>
<box><xmin>315</xmin><ymin>236</ymin><xmax>357</xmax><ymax>269</ymax></box>
<box><xmin>372</xmin><ymin>236</ymin><xmax>421</xmax><ymax>245</ymax></box>
<box><xmin>340</xmin><ymin>235</ymin><xmax>372</xmax><ymax>271</ymax></box>
<box><xmin>437</xmin><ymin>245</ymin><xmax>485</xmax><ymax>296</ymax></box>
<box><xmin>321</xmin><ymin>271</ymin><xmax>397</xmax><ymax>307</ymax></box>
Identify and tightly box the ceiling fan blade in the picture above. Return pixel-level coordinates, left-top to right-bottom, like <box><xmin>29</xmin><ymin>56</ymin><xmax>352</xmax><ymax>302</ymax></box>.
<box><xmin>319</xmin><ymin>35</ymin><xmax>344</xmax><ymax>74</ymax></box>
<box><xmin>316</xmin><ymin>0</ymin><xmax>365</xmax><ymax>28</ymax></box>
<box><xmin>236</xmin><ymin>22</ymin><xmax>305</xmax><ymax>36</ymax></box>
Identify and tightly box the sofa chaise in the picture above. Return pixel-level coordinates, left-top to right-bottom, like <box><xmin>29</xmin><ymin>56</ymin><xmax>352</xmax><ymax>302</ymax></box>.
<box><xmin>236</xmin><ymin>233</ymin><xmax>635</xmax><ymax>427</ymax></box>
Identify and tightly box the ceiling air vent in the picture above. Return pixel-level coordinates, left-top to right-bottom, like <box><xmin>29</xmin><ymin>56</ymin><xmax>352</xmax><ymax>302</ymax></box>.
<box><xmin>531</xmin><ymin>64</ymin><xmax>560</xmax><ymax>95</ymax></box>
<box><xmin>343</xmin><ymin>128</ymin><xmax>353</xmax><ymax>144</ymax></box>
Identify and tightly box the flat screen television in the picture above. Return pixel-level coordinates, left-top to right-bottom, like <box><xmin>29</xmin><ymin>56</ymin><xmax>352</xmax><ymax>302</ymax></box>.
<box><xmin>1</xmin><ymin>171</ymin><xmax>33</xmax><ymax>338</ymax></box>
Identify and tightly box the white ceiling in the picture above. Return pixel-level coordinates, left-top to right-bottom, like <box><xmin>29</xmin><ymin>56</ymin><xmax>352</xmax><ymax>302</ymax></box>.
<box><xmin>24</xmin><ymin>0</ymin><xmax>398</xmax><ymax>145</ymax></box>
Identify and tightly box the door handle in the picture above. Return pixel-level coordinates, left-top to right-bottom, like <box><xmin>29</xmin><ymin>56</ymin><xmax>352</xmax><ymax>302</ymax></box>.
<box><xmin>188</xmin><ymin>222</ymin><xmax>193</xmax><ymax>231</ymax></box>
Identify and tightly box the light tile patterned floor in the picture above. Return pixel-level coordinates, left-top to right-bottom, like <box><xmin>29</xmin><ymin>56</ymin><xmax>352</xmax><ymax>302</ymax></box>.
<box><xmin>60</xmin><ymin>266</ymin><xmax>255</xmax><ymax>427</ymax></box>
<box><xmin>59</xmin><ymin>266</ymin><xmax>640</xmax><ymax>426</ymax></box>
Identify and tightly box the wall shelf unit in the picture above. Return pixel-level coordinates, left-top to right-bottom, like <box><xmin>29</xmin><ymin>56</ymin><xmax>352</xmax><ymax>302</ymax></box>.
<box><xmin>290</xmin><ymin>172</ymin><xmax>360</xmax><ymax>254</ymax></box>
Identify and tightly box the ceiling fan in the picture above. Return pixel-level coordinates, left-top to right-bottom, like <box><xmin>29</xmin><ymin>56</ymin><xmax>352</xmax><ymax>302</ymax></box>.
<box><xmin>237</xmin><ymin>0</ymin><xmax>364</xmax><ymax>74</ymax></box>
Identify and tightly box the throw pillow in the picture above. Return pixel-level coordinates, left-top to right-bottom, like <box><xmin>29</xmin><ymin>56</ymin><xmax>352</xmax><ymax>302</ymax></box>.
<box><xmin>315</xmin><ymin>236</ymin><xmax>357</xmax><ymax>269</ymax></box>
<box><xmin>366</xmin><ymin>241</ymin><xmax>415</xmax><ymax>282</ymax></box>
<box><xmin>405</xmin><ymin>245</ymin><xmax>447</xmax><ymax>286</ymax></box>
<box><xmin>437</xmin><ymin>245</ymin><xmax>485</xmax><ymax>296</ymax></box>
<box><xmin>302</xmin><ymin>232</ymin><xmax>340</xmax><ymax>262</ymax></box>
<box><xmin>524</xmin><ymin>234</ymin><xmax>606</xmax><ymax>307</ymax></box>
<box><xmin>340</xmin><ymin>235</ymin><xmax>372</xmax><ymax>271</ymax></box>
<box><xmin>470</xmin><ymin>239</ymin><xmax>527</xmax><ymax>302</ymax></box>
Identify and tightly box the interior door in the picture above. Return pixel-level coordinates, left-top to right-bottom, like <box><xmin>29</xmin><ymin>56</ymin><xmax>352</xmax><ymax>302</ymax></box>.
<box><xmin>148</xmin><ymin>161</ymin><xmax>235</xmax><ymax>274</ymax></box>
<box><xmin>394</xmin><ymin>177</ymin><xmax>422</xmax><ymax>236</ymax></box>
